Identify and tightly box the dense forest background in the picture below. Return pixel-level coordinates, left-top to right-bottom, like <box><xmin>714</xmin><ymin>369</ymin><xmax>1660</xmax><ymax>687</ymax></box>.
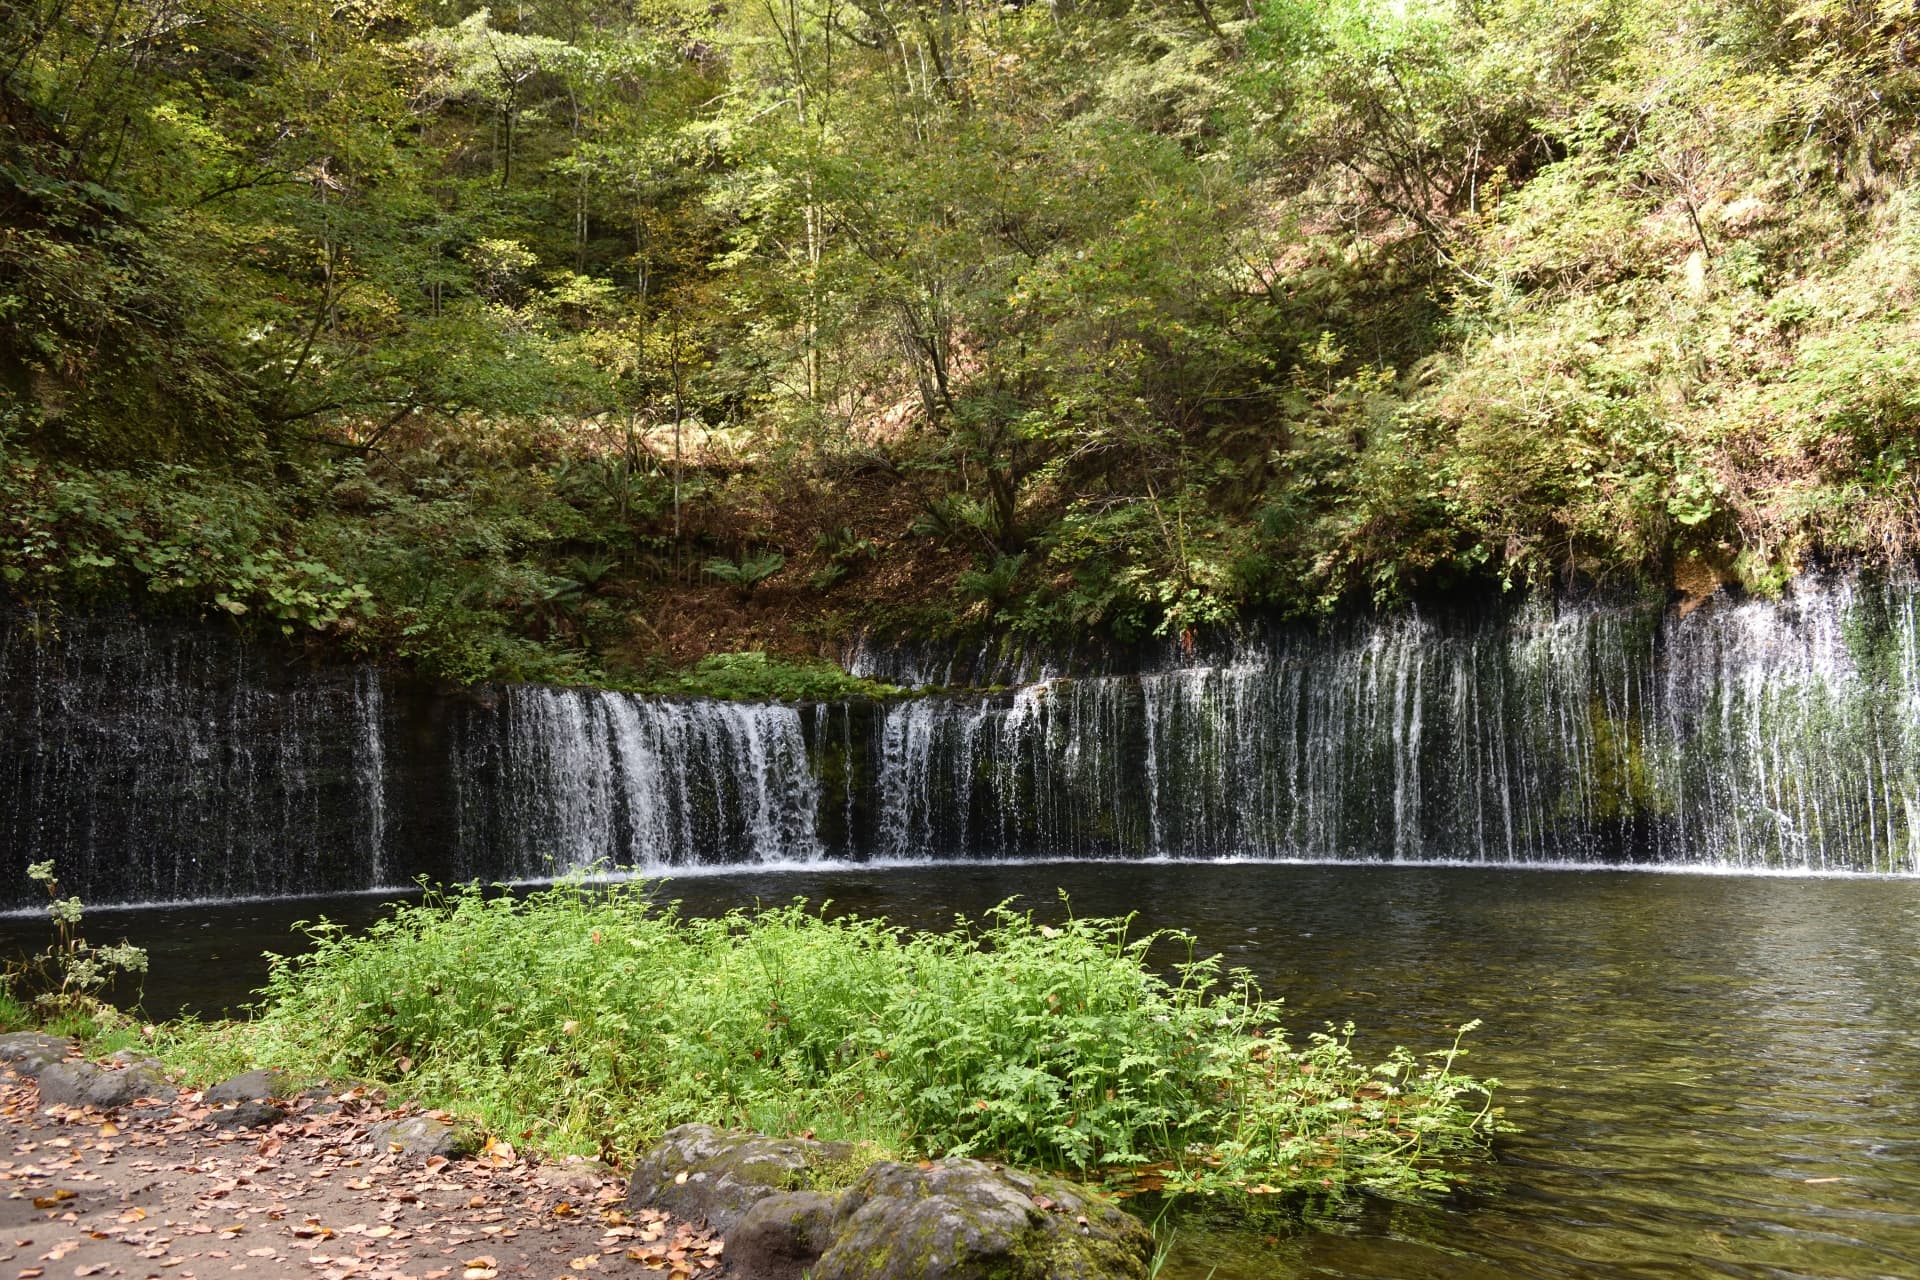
<box><xmin>2</xmin><ymin>0</ymin><xmax>1917</xmax><ymax>688</ymax></box>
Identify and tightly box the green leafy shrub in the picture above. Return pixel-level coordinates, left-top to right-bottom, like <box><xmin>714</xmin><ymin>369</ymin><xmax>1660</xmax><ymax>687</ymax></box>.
<box><xmin>0</xmin><ymin>438</ymin><xmax>609</xmax><ymax>686</ymax></box>
<box><xmin>809</xmin><ymin>527</ymin><xmax>880</xmax><ymax>590</ymax></box>
<box><xmin>169</xmin><ymin>883</ymin><xmax>1506</xmax><ymax>1200</ymax></box>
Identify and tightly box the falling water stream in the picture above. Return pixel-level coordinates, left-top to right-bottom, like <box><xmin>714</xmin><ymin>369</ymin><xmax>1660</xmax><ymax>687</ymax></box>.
<box><xmin>6</xmin><ymin>572</ymin><xmax>1920</xmax><ymax>1277</ymax></box>
<box><xmin>7</xmin><ymin>571</ymin><xmax>1919</xmax><ymax>905</ymax></box>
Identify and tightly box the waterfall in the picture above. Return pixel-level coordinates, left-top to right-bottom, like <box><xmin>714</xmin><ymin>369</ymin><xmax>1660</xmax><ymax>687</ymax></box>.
<box><xmin>0</xmin><ymin>611</ymin><xmax>392</xmax><ymax>905</ymax></box>
<box><xmin>874</xmin><ymin>697</ymin><xmax>943</xmax><ymax>860</ymax></box>
<box><xmin>354</xmin><ymin>667</ymin><xmax>390</xmax><ymax>886</ymax></box>
<box><xmin>7</xmin><ymin>569</ymin><xmax>1920</xmax><ymax>908</ymax></box>
<box><xmin>851</xmin><ymin>572</ymin><xmax>1920</xmax><ymax>872</ymax></box>
<box><xmin>451</xmin><ymin>687</ymin><xmax>822</xmax><ymax>879</ymax></box>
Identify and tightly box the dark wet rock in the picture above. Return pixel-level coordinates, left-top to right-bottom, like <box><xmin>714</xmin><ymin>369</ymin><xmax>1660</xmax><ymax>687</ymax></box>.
<box><xmin>368</xmin><ymin>1114</ymin><xmax>480</xmax><ymax>1159</ymax></box>
<box><xmin>809</xmin><ymin>1159</ymin><xmax>1151</xmax><ymax>1280</ymax></box>
<box><xmin>37</xmin><ymin>1060</ymin><xmax>175</xmax><ymax>1110</ymax></box>
<box><xmin>0</xmin><ymin>1032</ymin><xmax>73</xmax><ymax>1075</ymax></box>
<box><xmin>205</xmin><ymin>1068</ymin><xmax>292</xmax><ymax>1104</ymax></box>
<box><xmin>626</xmin><ymin>1124</ymin><xmax>857</xmax><ymax>1235</ymax></box>
<box><xmin>210</xmin><ymin>1099</ymin><xmax>287</xmax><ymax>1129</ymax></box>
<box><xmin>725</xmin><ymin>1190</ymin><xmax>842</xmax><ymax>1280</ymax></box>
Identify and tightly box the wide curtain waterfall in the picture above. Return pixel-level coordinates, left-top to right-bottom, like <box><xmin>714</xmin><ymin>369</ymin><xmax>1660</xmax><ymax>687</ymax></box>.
<box><xmin>852</xmin><ymin>577</ymin><xmax>1920</xmax><ymax>869</ymax></box>
<box><xmin>5</xmin><ymin>571</ymin><xmax>1918</xmax><ymax>907</ymax></box>
<box><xmin>0</xmin><ymin>614</ymin><xmax>394</xmax><ymax>903</ymax></box>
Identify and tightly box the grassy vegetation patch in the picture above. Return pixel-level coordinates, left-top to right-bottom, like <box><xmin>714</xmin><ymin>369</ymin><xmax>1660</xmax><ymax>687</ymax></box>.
<box><xmin>163</xmin><ymin>883</ymin><xmax>1507</xmax><ymax>1201</ymax></box>
<box><xmin>622</xmin><ymin>651</ymin><xmax>901</xmax><ymax>702</ymax></box>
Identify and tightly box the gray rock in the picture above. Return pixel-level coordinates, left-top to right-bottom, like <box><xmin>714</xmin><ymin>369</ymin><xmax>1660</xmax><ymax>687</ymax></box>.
<box><xmin>0</xmin><ymin>1032</ymin><xmax>73</xmax><ymax>1076</ymax></box>
<box><xmin>630</xmin><ymin>1126</ymin><xmax>1147</xmax><ymax>1280</ymax></box>
<box><xmin>28</xmin><ymin>1060</ymin><xmax>97</xmax><ymax>1105</ymax></box>
<box><xmin>368</xmin><ymin>1115</ymin><xmax>480</xmax><ymax>1160</ymax></box>
<box><xmin>113</xmin><ymin>1065</ymin><xmax>177</xmax><ymax>1108</ymax></box>
<box><xmin>205</xmin><ymin>1068</ymin><xmax>292</xmax><ymax>1105</ymax></box>
<box><xmin>626</xmin><ymin>1124</ymin><xmax>856</xmax><ymax>1235</ymax></box>
<box><xmin>210</xmin><ymin>1099</ymin><xmax>287</xmax><ymax>1129</ymax></box>
<box><xmin>810</xmin><ymin>1159</ymin><xmax>1151</xmax><ymax>1280</ymax></box>
<box><xmin>37</xmin><ymin>1060</ymin><xmax>174</xmax><ymax>1110</ymax></box>
<box><xmin>725</xmin><ymin>1190</ymin><xmax>842</xmax><ymax>1280</ymax></box>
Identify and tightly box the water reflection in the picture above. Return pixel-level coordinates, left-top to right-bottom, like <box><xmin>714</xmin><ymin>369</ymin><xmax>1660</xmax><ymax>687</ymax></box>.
<box><xmin>5</xmin><ymin>863</ymin><xmax>1918</xmax><ymax>1280</ymax></box>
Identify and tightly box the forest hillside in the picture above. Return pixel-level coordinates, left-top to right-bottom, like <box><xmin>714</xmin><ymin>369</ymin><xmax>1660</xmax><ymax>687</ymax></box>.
<box><xmin>3</xmin><ymin>0</ymin><xmax>1917</xmax><ymax>687</ymax></box>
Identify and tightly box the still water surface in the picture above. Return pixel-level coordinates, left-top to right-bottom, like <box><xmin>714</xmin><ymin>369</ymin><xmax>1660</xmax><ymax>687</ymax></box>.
<box><xmin>8</xmin><ymin>863</ymin><xmax>1920</xmax><ymax>1280</ymax></box>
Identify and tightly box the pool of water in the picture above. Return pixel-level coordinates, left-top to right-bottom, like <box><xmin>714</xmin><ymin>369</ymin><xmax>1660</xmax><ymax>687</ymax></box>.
<box><xmin>8</xmin><ymin>862</ymin><xmax>1920</xmax><ymax>1280</ymax></box>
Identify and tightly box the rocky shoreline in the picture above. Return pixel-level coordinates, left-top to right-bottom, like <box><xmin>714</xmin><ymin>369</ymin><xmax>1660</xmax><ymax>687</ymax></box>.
<box><xmin>1</xmin><ymin>1036</ymin><xmax>1151</xmax><ymax>1280</ymax></box>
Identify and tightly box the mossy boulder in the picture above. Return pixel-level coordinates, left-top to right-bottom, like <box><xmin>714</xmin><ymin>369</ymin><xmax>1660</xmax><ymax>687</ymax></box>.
<box><xmin>625</xmin><ymin>1124</ymin><xmax>857</xmax><ymax>1235</ymax></box>
<box><xmin>726</xmin><ymin>1190</ymin><xmax>842</xmax><ymax>1280</ymax></box>
<box><xmin>626</xmin><ymin>1126</ymin><xmax>1150</xmax><ymax>1280</ymax></box>
<box><xmin>367</xmin><ymin>1115</ymin><xmax>480</xmax><ymax>1160</ymax></box>
<box><xmin>35</xmin><ymin>1059</ymin><xmax>175</xmax><ymax>1110</ymax></box>
<box><xmin>205</xmin><ymin>1068</ymin><xmax>293</xmax><ymax>1104</ymax></box>
<box><xmin>810</xmin><ymin>1159</ymin><xmax>1151</xmax><ymax>1280</ymax></box>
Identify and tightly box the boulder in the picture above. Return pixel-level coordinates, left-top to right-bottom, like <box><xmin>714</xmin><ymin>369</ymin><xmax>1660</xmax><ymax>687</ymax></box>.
<box><xmin>811</xmin><ymin>1160</ymin><xmax>1151</xmax><ymax>1280</ymax></box>
<box><xmin>205</xmin><ymin>1068</ymin><xmax>293</xmax><ymax>1105</ymax></box>
<box><xmin>210</xmin><ymin>1099</ymin><xmax>288</xmax><ymax>1129</ymax></box>
<box><xmin>725</xmin><ymin>1191</ymin><xmax>841</xmax><ymax>1280</ymax></box>
<box><xmin>37</xmin><ymin>1059</ymin><xmax>175</xmax><ymax>1110</ymax></box>
<box><xmin>0</xmin><ymin>1032</ymin><xmax>73</xmax><ymax>1076</ymax></box>
<box><xmin>368</xmin><ymin>1115</ymin><xmax>481</xmax><ymax>1160</ymax></box>
<box><xmin>628</xmin><ymin>1127</ymin><xmax>1151</xmax><ymax>1280</ymax></box>
<box><xmin>626</xmin><ymin>1124</ymin><xmax>856</xmax><ymax>1236</ymax></box>
<box><xmin>35</xmin><ymin>1060</ymin><xmax>101</xmax><ymax>1106</ymax></box>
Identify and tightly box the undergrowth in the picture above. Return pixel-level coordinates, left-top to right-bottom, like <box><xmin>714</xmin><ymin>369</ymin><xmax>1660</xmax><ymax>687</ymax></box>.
<box><xmin>163</xmin><ymin>882</ymin><xmax>1506</xmax><ymax>1201</ymax></box>
<box><xmin>621</xmin><ymin>651</ymin><xmax>902</xmax><ymax>702</ymax></box>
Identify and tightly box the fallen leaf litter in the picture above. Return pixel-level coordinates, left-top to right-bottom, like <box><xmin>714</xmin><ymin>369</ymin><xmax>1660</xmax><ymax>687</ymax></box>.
<box><xmin>0</xmin><ymin>1061</ymin><xmax>725</xmax><ymax>1280</ymax></box>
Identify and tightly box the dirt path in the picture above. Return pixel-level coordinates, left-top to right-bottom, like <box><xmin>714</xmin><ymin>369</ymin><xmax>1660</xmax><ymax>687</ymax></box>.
<box><xmin>0</xmin><ymin>1060</ymin><xmax>724</xmax><ymax>1280</ymax></box>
